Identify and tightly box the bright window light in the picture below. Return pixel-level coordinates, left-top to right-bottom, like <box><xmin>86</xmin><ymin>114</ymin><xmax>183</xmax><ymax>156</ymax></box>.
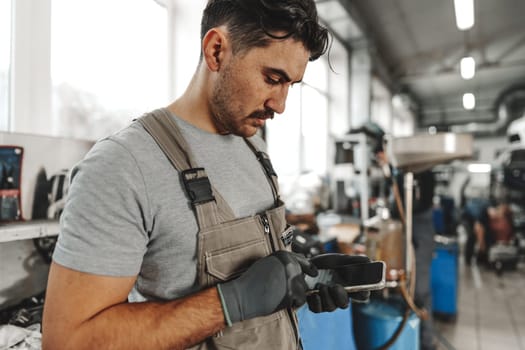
<box><xmin>468</xmin><ymin>163</ymin><xmax>491</xmax><ymax>173</ymax></box>
<box><xmin>460</xmin><ymin>56</ymin><xmax>476</xmax><ymax>79</ymax></box>
<box><xmin>463</xmin><ymin>93</ymin><xmax>476</xmax><ymax>110</ymax></box>
<box><xmin>454</xmin><ymin>0</ymin><xmax>475</xmax><ymax>30</ymax></box>
<box><xmin>51</xmin><ymin>0</ymin><xmax>168</xmax><ymax>140</ymax></box>
<box><xmin>0</xmin><ymin>0</ymin><xmax>11</xmax><ymax>131</ymax></box>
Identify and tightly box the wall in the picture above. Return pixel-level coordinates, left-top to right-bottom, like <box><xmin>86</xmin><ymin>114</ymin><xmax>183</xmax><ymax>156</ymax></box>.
<box><xmin>0</xmin><ymin>132</ymin><xmax>93</xmax><ymax>219</ymax></box>
<box><xmin>0</xmin><ymin>132</ymin><xmax>93</xmax><ymax>308</ymax></box>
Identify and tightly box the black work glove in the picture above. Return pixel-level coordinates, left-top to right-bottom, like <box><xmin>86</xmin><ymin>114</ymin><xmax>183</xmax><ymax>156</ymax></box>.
<box><xmin>217</xmin><ymin>251</ymin><xmax>318</xmax><ymax>326</ymax></box>
<box><xmin>306</xmin><ymin>253</ymin><xmax>371</xmax><ymax>313</ymax></box>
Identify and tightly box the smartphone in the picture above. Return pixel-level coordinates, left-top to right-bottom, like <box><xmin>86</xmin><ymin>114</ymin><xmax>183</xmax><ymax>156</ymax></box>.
<box><xmin>305</xmin><ymin>261</ymin><xmax>386</xmax><ymax>294</ymax></box>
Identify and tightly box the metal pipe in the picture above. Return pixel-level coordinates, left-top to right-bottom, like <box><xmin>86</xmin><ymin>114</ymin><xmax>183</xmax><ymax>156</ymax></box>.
<box><xmin>404</xmin><ymin>172</ymin><xmax>414</xmax><ymax>277</ymax></box>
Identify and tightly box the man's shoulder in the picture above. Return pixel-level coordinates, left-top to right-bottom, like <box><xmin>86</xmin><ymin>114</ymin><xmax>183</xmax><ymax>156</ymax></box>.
<box><xmin>107</xmin><ymin>121</ymin><xmax>150</xmax><ymax>147</ymax></box>
<box><xmin>96</xmin><ymin>121</ymin><xmax>159</xmax><ymax>159</ymax></box>
<box><xmin>77</xmin><ymin>121</ymin><xmax>162</xmax><ymax>178</ymax></box>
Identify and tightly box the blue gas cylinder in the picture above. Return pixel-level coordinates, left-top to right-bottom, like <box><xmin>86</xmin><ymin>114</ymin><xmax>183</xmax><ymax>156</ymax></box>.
<box><xmin>431</xmin><ymin>238</ymin><xmax>458</xmax><ymax>317</ymax></box>
<box><xmin>353</xmin><ymin>298</ymin><xmax>420</xmax><ymax>350</ymax></box>
<box><xmin>297</xmin><ymin>304</ymin><xmax>357</xmax><ymax>350</ymax></box>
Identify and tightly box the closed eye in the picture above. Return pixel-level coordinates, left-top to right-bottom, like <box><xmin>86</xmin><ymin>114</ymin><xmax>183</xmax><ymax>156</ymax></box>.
<box><xmin>263</xmin><ymin>67</ymin><xmax>293</xmax><ymax>86</ymax></box>
<box><xmin>265</xmin><ymin>76</ymin><xmax>282</xmax><ymax>85</ymax></box>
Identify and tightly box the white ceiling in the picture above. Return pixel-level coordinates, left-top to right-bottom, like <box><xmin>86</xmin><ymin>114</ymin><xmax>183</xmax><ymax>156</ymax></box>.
<box><xmin>317</xmin><ymin>0</ymin><xmax>525</xmax><ymax>132</ymax></box>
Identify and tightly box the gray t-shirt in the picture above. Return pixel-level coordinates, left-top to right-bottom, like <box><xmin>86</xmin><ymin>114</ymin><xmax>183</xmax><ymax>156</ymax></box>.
<box><xmin>53</xmin><ymin>112</ymin><xmax>275</xmax><ymax>301</ymax></box>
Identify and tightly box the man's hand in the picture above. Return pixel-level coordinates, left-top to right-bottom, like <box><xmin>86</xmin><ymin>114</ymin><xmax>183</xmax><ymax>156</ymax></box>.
<box><xmin>217</xmin><ymin>251</ymin><xmax>318</xmax><ymax>326</ymax></box>
<box><xmin>307</xmin><ymin>253</ymin><xmax>371</xmax><ymax>313</ymax></box>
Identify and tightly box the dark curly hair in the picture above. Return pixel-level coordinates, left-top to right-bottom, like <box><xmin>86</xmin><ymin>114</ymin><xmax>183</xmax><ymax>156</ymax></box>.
<box><xmin>201</xmin><ymin>0</ymin><xmax>329</xmax><ymax>61</ymax></box>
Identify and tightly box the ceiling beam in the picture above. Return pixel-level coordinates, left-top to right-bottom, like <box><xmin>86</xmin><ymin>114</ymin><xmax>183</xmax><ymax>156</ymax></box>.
<box><xmin>399</xmin><ymin>59</ymin><xmax>525</xmax><ymax>83</ymax></box>
<box><xmin>493</xmin><ymin>35</ymin><xmax>525</xmax><ymax>62</ymax></box>
<box><xmin>392</xmin><ymin>27</ymin><xmax>525</xmax><ymax>79</ymax></box>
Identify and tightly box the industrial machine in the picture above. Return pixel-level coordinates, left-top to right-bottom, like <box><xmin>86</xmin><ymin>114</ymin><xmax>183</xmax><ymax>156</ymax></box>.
<box><xmin>507</xmin><ymin>115</ymin><xmax>525</xmax><ymax>145</ymax></box>
<box><xmin>353</xmin><ymin>132</ymin><xmax>473</xmax><ymax>349</ymax></box>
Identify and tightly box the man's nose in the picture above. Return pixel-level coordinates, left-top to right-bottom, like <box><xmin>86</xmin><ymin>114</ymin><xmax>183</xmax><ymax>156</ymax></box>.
<box><xmin>265</xmin><ymin>86</ymin><xmax>289</xmax><ymax>114</ymax></box>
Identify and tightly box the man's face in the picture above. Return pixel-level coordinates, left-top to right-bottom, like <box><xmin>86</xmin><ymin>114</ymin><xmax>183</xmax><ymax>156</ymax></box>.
<box><xmin>210</xmin><ymin>37</ymin><xmax>310</xmax><ymax>137</ymax></box>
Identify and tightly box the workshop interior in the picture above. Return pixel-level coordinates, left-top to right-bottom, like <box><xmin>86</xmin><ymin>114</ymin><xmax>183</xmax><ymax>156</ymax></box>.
<box><xmin>1</xmin><ymin>0</ymin><xmax>525</xmax><ymax>349</ymax></box>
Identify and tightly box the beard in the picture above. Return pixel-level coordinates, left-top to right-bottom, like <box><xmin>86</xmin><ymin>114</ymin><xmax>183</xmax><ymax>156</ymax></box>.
<box><xmin>210</xmin><ymin>62</ymin><xmax>274</xmax><ymax>137</ymax></box>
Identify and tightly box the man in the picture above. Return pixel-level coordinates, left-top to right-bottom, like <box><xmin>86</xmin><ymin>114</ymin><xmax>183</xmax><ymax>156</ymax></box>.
<box><xmin>472</xmin><ymin>201</ymin><xmax>513</xmax><ymax>264</ymax></box>
<box><xmin>42</xmin><ymin>1</ymin><xmax>367</xmax><ymax>349</ymax></box>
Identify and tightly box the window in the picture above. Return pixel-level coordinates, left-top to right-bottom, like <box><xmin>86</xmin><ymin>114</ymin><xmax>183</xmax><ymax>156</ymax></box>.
<box><xmin>327</xmin><ymin>39</ymin><xmax>350</xmax><ymax>137</ymax></box>
<box><xmin>301</xmin><ymin>83</ymin><xmax>328</xmax><ymax>175</ymax></box>
<box><xmin>266</xmin><ymin>84</ymin><xmax>302</xmax><ymax>177</ymax></box>
<box><xmin>51</xmin><ymin>0</ymin><xmax>168</xmax><ymax>140</ymax></box>
<box><xmin>0</xmin><ymin>0</ymin><xmax>11</xmax><ymax>130</ymax></box>
<box><xmin>371</xmin><ymin>77</ymin><xmax>393</xmax><ymax>134</ymax></box>
<box><xmin>266</xmin><ymin>38</ymin><xmax>351</xmax><ymax>179</ymax></box>
<box><xmin>267</xmin><ymin>57</ymin><xmax>329</xmax><ymax>177</ymax></box>
<box><xmin>265</xmin><ymin>56</ymin><xmax>330</xmax><ymax>213</ymax></box>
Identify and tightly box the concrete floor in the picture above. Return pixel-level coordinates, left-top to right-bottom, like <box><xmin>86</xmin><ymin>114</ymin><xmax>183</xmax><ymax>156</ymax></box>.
<box><xmin>434</xmin><ymin>259</ymin><xmax>525</xmax><ymax>350</ymax></box>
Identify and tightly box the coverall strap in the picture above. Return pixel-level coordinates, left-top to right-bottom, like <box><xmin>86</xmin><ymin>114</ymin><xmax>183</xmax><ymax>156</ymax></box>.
<box><xmin>243</xmin><ymin>138</ymin><xmax>280</xmax><ymax>205</ymax></box>
<box><xmin>138</xmin><ymin>109</ymin><xmax>236</xmax><ymax>226</ymax></box>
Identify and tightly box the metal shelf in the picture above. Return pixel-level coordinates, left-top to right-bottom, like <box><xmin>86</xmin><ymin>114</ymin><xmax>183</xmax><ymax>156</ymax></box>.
<box><xmin>0</xmin><ymin>220</ymin><xmax>59</xmax><ymax>243</ymax></box>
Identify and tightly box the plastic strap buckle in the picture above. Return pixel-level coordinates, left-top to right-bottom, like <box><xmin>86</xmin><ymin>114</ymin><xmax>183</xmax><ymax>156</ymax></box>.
<box><xmin>181</xmin><ymin>168</ymin><xmax>215</xmax><ymax>205</ymax></box>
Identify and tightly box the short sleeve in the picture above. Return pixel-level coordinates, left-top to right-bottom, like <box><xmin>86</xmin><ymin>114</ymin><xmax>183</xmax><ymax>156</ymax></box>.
<box><xmin>53</xmin><ymin>138</ymin><xmax>151</xmax><ymax>277</ymax></box>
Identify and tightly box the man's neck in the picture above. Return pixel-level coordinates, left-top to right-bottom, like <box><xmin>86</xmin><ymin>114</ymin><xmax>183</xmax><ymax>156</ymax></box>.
<box><xmin>167</xmin><ymin>69</ymin><xmax>218</xmax><ymax>134</ymax></box>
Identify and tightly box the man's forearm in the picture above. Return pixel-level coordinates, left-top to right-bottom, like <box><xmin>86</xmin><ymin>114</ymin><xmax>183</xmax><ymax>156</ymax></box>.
<box><xmin>43</xmin><ymin>287</ymin><xmax>225</xmax><ymax>350</ymax></box>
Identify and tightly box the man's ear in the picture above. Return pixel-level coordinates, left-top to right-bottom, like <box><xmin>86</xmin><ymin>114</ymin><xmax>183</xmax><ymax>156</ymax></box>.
<box><xmin>202</xmin><ymin>28</ymin><xmax>229</xmax><ymax>72</ymax></box>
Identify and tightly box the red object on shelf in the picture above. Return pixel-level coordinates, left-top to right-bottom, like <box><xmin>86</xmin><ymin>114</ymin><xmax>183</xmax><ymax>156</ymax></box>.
<box><xmin>0</xmin><ymin>146</ymin><xmax>24</xmax><ymax>221</ymax></box>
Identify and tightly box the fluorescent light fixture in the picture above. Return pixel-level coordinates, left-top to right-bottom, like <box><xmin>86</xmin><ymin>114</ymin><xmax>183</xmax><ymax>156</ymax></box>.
<box><xmin>463</xmin><ymin>93</ymin><xmax>475</xmax><ymax>110</ymax></box>
<box><xmin>454</xmin><ymin>0</ymin><xmax>475</xmax><ymax>30</ymax></box>
<box><xmin>460</xmin><ymin>56</ymin><xmax>476</xmax><ymax>79</ymax></box>
<box><xmin>467</xmin><ymin>163</ymin><xmax>491</xmax><ymax>173</ymax></box>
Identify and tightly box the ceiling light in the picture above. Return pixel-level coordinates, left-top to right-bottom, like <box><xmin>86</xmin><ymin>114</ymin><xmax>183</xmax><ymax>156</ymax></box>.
<box><xmin>460</xmin><ymin>56</ymin><xmax>476</xmax><ymax>79</ymax></box>
<box><xmin>463</xmin><ymin>93</ymin><xmax>475</xmax><ymax>110</ymax></box>
<box><xmin>454</xmin><ymin>0</ymin><xmax>475</xmax><ymax>30</ymax></box>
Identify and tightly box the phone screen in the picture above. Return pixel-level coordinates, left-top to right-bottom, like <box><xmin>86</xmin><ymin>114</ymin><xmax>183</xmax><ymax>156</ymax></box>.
<box><xmin>305</xmin><ymin>261</ymin><xmax>386</xmax><ymax>293</ymax></box>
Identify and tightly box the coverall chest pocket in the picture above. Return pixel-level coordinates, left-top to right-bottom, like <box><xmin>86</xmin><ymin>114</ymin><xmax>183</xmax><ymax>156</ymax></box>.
<box><xmin>198</xmin><ymin>216</ymin><xmax>271</xmax><ymax>287</ymax></box>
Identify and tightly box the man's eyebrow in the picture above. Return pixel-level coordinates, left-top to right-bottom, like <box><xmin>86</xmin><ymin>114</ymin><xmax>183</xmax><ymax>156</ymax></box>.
<box><xmin>264</xmin><ymin>67</ymin><xmax>302</xmax><ymax>84</ymax></box>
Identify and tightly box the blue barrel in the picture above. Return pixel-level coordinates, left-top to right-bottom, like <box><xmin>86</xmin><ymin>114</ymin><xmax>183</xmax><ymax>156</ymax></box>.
<box><xmin>353</xmin><ymin>299</ymin><xmax>420</xmax><ymax>350</ymax></box>
<box><xmin>432</xmin><ymin>207</ymin><xmax>445</xmax><ymax>234</ymax></box>
<box><xmin>431</xmin><ymin>239</ymin><xmax>458</xmax><ymax>316</ymax></box>
<box><xmin>297</xmin><ymin>304</ymin><xmax>357</xmax><ymax>350</ymax></box>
